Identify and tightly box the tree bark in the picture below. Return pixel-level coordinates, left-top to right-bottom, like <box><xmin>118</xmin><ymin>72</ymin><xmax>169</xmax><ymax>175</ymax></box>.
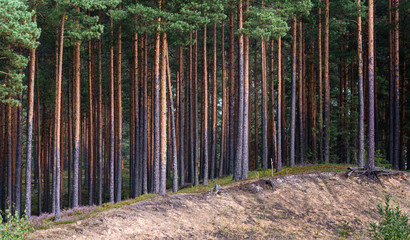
<box><xmin>367</xmin><ymin>0</ymin><xmax>375</xmax><ymax>170</ymax></box>
<box><xmin>357</xmin><ymin>0</ymin><xmax>365</xmax><ymax>168</ymax></box>
<box><xmin>324</xmin><ymin>0</ymin><xmax>330</xmax><ymax>164</ymax></box>
<box><xmin>277</xmin><ymin>37</ymin><xmax>282</xmax><ymax>172</ymax></box>
<box><xmin>159</xmin><ymin>32</ymin><xmax>168</xmax><ymax>195</ymax></box>
<box><xmin>290</xmin><ymin>15</ymin><xmax>297</xmax><ymax>168</ymax></box>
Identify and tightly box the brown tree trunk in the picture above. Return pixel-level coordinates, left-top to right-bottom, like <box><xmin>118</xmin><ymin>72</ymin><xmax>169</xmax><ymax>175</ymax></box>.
<box><xmin>393</xmin><ymin>0</ymin><xmax>400</xmax><ymax>170</ymax></box>
<box><xmin>115</xmin><ymin>13</ymin><xmax>123</xmax><ymax>202</ymax></box>
<box><xmin>367</xmin><ymin>0</ymin><xmax>375</xmax><ymax>170</ymax></box>
<box><xmin>159</xmin><ymin>31</ymin><xmax>168</xmax><ymax>195</ymax></box>
<box><xmin>324</xmin><ymin>0</ymin><xmax>330</xmax><ymax>164</ymax></box>
<box><xmin>54</xmin><ymin>10</ymin><xmax>65</xmax><ymax>220</ymax></box>
<box><xmin>25</xmin><ymin>7</ymin><xmax>37</xmax><ymax>217</ymax></box>
<box><xmin>277</xmin><ymin>37</ymin><xmax>282</xmax><ymax>172</ymax></box>
<box><xmin>109</xmin><ymin>15</ymin><xmax>115</xmax><ymax>203</ymax></box>
<box><xmin>87</xmin><ymin>38</ymin><xmax>94</xmax><ymax>206</ymax></box>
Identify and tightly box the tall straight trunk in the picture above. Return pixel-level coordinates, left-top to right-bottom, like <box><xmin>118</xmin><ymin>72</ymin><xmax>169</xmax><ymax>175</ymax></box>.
<box><xmin>203</xmin><ymin>24</ymin><xmax>209</xmax><ymax>185</ymax></box>
<box><xmin>298</xmin><ymin>18</ymin><xmax>304</xmax><ymax>164</ymax></box>
<box><xmin>242</xmin><ymin>0</ymin><xmax>249</xmax><ymax>179</ymax></box>
<box><xmin>253</xmin><ymin>41</ymin><xmax>258</xmax><ymax>170</ymax></box>
<box><xmin>393</xmin><ymin>0</ymin><xmax>400</xmax><ymax>170</ymax></box>
<box><xmin>54</xmin><ymin>10</ymin><xmax>65</xmax><ymax>220</ymax></box>
<box><xmin>109</xmin><ymin>15</ymin><xmax>115</xmax><ymax>203</ymax></box>
<box><xmin>277</xmin><ymin>37</ymin><xmax>282</xmax><ymax>172</ymax></box>
<box><xmin>290</xmin><ymin>15</ymin><xmax>297</xmax><ymax>168</ymax></box>
<box><xmin>188</xmin><ymin>33</ymin><xmax>194</xmax><ymax>183</ymax></box>
<box><xmin>210</xmin><ymin>22</ymin><xmax>217</xmax><ymax>180</ymax></box>
<box><xmin>159</xmin><ymin>32</ymin><xmax>168</xmax><ymax>195</ymax></box>
<box><xmin>96</xmin><ymin>11</ymin><xmax>103</xmax><ymax>205</ymax></box>
<box><xmin>234</xmin><ymin>0</ymin><xmax>244</xmax><ymax>181</ymax></box>
<box><xmin>261</xmin><ymin>37</ymin><xmax>268</xmax><ymax>170</ymax></box>
<box><xmin>153</xmin><ymin>22</ymin><xmax>161</xmax><ymax>192</ymax></box>
<box><xmin>25</xmin><ymin>7</ymin><xmax>36</xmax><ymax>217</ymax></box>
<box><xmin>132</xmin><ymin>30</ymin><xmax>139</xmax><ymax>197</ymax></box>
<box><xmin>318</xmin><ymin>0</ymin><xmax>323</xmax><ymax>163</ymax></box>
<box><xmin>270</xmin><ymin>40</ymin><xmax>277</xmax><ymax>169</ymax></box>
<box><xmin>178</xmin><ymin>45</ymin><xmax>185</xmax><ymax>185</ymax></box>
<box><xmin>219</xmin><ymin>18</ymin><xmax>227</xmax><ymax>177</ymax></box>
<box><xmin>15</xmin><ymin>97</ymin><xmax>22</xmax><ymax>217</ymax></box>
<box><xmin>72</xmin><ymin>18</ymin><xmax>81</xmax><ymax>208</ymax></box>
<box><xmin>324</xmin><ymin>0</ymin><xmax>330</xmax><ymax>164</ymax></box>
<box><xmin>87</xmin><ymin>38</ymin><xmax>94</xmax><ymax>206</ymax></box>
<box><xmin>388</xmin><ymin>0</ymin><xmax>394</xmax><ymax>165</ymax></box>
<box><xmin>165</xmin><ymin>43</ymin><xmax>178</xmax><ymax>192</ymax></box>
<box><xmin>142</xmin><ymin>34</ymin><xmax>148</xmax><ymax>194</ymax></box>
<box><xmin>6</xmin><ymin>104</ymin><xmax>12</xmax><ymax>211</ymax></box>
<box><xmin>357</xmin><ymin>0</ymin><xmax>365</xmax><ymax>168</ymax></box>
<box><xmin>367</xmin><ymin>0</ymin><xmax>375</xmax><ymax>170</ymax></box>
<box><xmin>0</xmin><ymin>103</ymin><xmax>3</xmax><ymax>212</ymax></box>
<box><xmin>193</xmin><ymin>30</ymin><xmax>199</xmax><ymax>186</ymax></box>
<box><xmin>115</xmin><ymin>16</ymin><xmax>123</xmax><ymax>202</ymax></box>
<box><xmin>310</xmin><ymin>35</ymin><xmax>317</xmax><ymax>161</ymax></box>
<box><xmin>229</xmin><ymin>0</ymin><xmax>235</xmax><ymax>174</ymax></box>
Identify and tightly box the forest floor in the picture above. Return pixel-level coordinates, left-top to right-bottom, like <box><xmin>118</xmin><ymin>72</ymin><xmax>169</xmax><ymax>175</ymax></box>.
<box><xmin>30</xmin><ymin>167</ymin><xmax>409</xmax><ymax>240</ymax></box>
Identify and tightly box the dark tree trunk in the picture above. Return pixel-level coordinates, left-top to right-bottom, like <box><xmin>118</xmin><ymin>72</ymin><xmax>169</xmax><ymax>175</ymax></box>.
<box><xmin>324</xmin><ymin>0</ymin><xmax>330</xmax><ymax>164</ymax></box>
<box><xmin>277</xmin><ymin>37</ymin><xmax>282</xmax><ymax>172</ymax></box>
<box><xmin>178</xmin><ymin>45</ymin><xmax>185</xmax><ymax>185</ymax></box>
<box><xmin>211</xmin><ymin>22</ymin><xmax>217</xmax><ymax>180</ymax></box>
<box><xmin>203</xmin><ymin>24</ymin><xmax>209</xmax><ymax>185</ymax></box>
<box><xmin>234</xmin><ymin>0</ymin><xmax>244</xmax><ymax>181</ymax></box>
<box><xmin>393</xmin><ymin>0</ymin><xmax>400</xmax><ymax>170</ymax></box>
<box><xmin>290</xmin><ymin>15</ymin><xmax>297</xmax><ymax>168</ymax></box>
<box><xmin>357</xmin><ymin>0</ymin><xmax>365</xmax><ymax>168</ymax></box>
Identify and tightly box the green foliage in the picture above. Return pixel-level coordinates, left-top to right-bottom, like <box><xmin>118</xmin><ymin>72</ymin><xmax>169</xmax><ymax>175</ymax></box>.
<box><xmin>370</xmin><ymin>195</ymin><xmax>410</xmax><ymax>240</ymax></box>
<box><xmin>0</xmin><ymin>0</ymin><xmax>40</xmax><ymax>105</ymax></box>
<box><xmin>0</xmin><ymin>209</ymin><xmax>32</xmax><ymax>240</ymax></box>
<box><xmin>375</xmin><ymin>150</ymin><xmax>390</xmax><ymax>169</ymax></box>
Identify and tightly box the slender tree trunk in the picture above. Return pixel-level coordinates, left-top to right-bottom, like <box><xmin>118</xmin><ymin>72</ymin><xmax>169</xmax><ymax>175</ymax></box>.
<box><xmin>357</xmin><ymin>0</ymin><xmax>365</xmax><ymax>168</ymax></box>
<box><xmin>234</xmin><ymin>0</ymin><xmax>244</xmax><ymax>181</ymax></box>
<box><xmin>393</xmin><ymin>0</ymin><xmax>400</xmax><ymax>170</ymax></box>
<box><xmin>211</xmin><ymin>22</ymin><xmax>217</xmax><ymax>180</ymax></box>
<box><xmin>253</xmin><ymin>41</ymin><xmax>258</xmax><ymax>171</ymax></box>
<box><xmin>54</xmin><ymin>10</ymin><xmax>65</xmax><ymax>220</ymax></box>
<box><xmin>290</xmin><ymin>15</ymin><xmax>297</xmax><ymax>168</ymax></box>
<box><xmin>318</xmin><ymin>0</ymin><xmax>323</xmax><ymax>163</ymax></box>
<box><xmin>388</xmin><ymin>0</ymin><xmax>394</xmax><ymax>165</ymax></box>
<box><xmin>25</xmin><ymin>7</ymin><xmax>37</xmax><ymax>217</ymax></box>
<box><xmin>277</xmin><ymin>37</ymin><xmax>282</xmax><ymax>172</ymax></box>
<box><xmin>15</xmin><ymin>96</ymin><xmax>22</xmax><ymax>217</ymax></box>
<box><xmin>242</xmin><ymin>0</ymin><xmax>250</xmax><ymax>179</ymax></box>
<box><xmin>261</xmin><ymin>37</ymin><xmax>268</xmax><ymax>170</ymax></box>
<box><xmin>165</xmin><ymin>44</ymin><xmax>178</xmax><ymax>192</ymax></box>
<box><xmin>159</xmin><ymin>31</ymin><xmax>168</xmax><ymax>195</ymax></box>
<box><xmin>367</xmin><ymin>0</ymin><xmax>375</xmax><ymax>170</ymax></box>
<box><xmin>178</xmin><ymin>45</ymin><xmax>185</xmax><ymax>185</ymax></box>
<box><xmin>193</xmin><ymin>30</ymin><xmax>199</xmax><ymax>186</ymax></box>
<box><xmin>97</xmin><ymin>11</ymin><xmax>103</xmax><ymax>205</ymax></box>
<box><xmin>298</xmin><ymin>18</ymin><xmax>304</xmax><ymax>165</ymax></box>
<box><xmin>115</xmin><ymin>15</ymin><xmax>123</xmax><ymax>202</ymax></box>
<box><xmin>109</xmin><ymin>15</ymin><xmax>115</xmax><ymax>203</ymax></box>
<box><xmin>87</xmin><ymin>38</ymin><xmax>94</xmax><ymax>206</ymax></box>
<box><xmin>203</xmin><ymin>24</ymin><xmax>209</xmax><ymax>185</ymax></box>
<box><xmin>324</xmin><ymin>0</ymin><xmax>330</xmax><ymax>164</ymax></box>
<box><xmin>219</xmin><ymin>18</ymin><xmax>226</xmax><ymax>177</ymax></box>
<box><xmin>229</xmin><ymin>0</ymin><xmax>235</xmax><ymax>175</ymax></box>
<box><xmin>153</xmin><ymin>21</ymin><xmax>161</xmax><ymax>193</ymax></box>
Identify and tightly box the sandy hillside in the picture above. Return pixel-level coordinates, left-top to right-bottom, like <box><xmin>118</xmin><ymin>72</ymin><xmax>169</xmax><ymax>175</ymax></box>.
<box><xmin>31</xmin><ymin>171</ymin><xmax>410</xmax><ymax>240</ymax></box>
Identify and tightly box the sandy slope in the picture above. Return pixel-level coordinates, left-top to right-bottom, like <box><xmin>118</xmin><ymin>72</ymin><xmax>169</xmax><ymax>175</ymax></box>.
<box><xmin>31</xmin><ymin>171</ymin><xmax>409</xmax><ymax>240</ymax></box>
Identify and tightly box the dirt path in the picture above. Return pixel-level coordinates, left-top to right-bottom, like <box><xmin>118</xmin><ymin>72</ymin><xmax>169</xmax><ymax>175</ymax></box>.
<box><xmin>31</xmin><ymin>172</ymin><xmax>409</xmax><ymax>239</ymax></box>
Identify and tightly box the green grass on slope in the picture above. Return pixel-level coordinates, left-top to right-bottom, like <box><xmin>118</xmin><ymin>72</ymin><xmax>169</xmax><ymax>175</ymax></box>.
<box><xmin>29</xmin><ymin>164</ymin><xmax>351</xmax><ymax>231</ymax></box>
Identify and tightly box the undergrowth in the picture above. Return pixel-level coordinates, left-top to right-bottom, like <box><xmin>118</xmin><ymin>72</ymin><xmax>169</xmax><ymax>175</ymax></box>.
<box><xmin>370</xmin><ymin>195</ymin><xmax>409</xmax><ymax>240</ymax></box>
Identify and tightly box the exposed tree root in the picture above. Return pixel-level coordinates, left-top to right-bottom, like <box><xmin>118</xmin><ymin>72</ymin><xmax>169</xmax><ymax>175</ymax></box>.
<box><xmin>346</xmin><ymin>167</ymin><xmax>405</xmax><ymax>186</ymax></box>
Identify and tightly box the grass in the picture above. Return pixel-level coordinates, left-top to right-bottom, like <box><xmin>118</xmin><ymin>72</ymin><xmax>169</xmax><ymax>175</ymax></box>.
<box><xmin>28</xmin><ymin>164</ymin><xmax>351</xmax><ymax>232</ymax></box>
